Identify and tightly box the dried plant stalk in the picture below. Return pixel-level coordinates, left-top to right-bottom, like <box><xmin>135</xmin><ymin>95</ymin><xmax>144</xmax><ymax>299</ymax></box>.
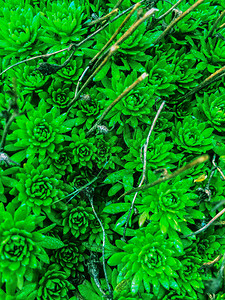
<box><xmin>153</xmin><ymin>0</ymin><xmax>205</xmax><ymax>45</ymax></box>
<box><xmin>118</xmin><ymin>154</ymin><xmax>209</xmax><ymax>200</ymax></box>
<box><xmin>86</xmin><ymin>72</ymin><xmax>149</xmax><ymax>136</ymax></box>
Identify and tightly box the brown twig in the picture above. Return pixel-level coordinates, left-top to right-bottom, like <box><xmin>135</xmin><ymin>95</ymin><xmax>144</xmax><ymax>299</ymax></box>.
<box><xmin>178</xmin><ymin>64</ymin><xmax>225</xmax><ymax>101</ymax></box>
<box><xmin>206</xmin><ymin>9</ymin><xmax>225</xmax><ymax>40</ymax></box>
<box><xmin>199</xmin><ymin>254</ymin><xmax>223</xmax><ymax>271</ymax></box>
<box><xmin>183</xmin><ymin>207</ymin><xmax>225</xmax><ymax>238</ymax></box>
<box><xmin>153</xmin><ymin>0</ymin><xmax>205</xmax><ymax>45</ymax></box>
<box><xmin>87</xmin><ymin>9</ymin><xmax>119</xmax><ymax>26</ymax></box>
<box><xmin>157</xmin><ymin>0</ymin><xmax>184</xmax><ymax>21</ymax></box>
<box><xmin>115</xmin><ymin>7</ymin><xmax>158</xmax><ymax>47</ymax></box>
<box><xmin>122</xmin><ymin>101</ymin><xmax>165</xmax><ymax>240</ymax></box>
<box><xmin>118</xmin><ymin>154</ymin><xmax>209</xmax><ymax>200</ymax></box>
<box><xmin>86</xmin><ymin>72</ymin><xmax>149</xmax><ymax>136</ymax></box>
<box><xmin>0</xmin><ymin>44</ymin><xmax>75</xmax><ymax>76</ymax></box>
<box><xmin>113</xmin><ymin>0</ymin><xmax>125</xmax><ymax>10</ymax></box>
<box><xmin>90</xmin><ymin>2</ymin><xmax>141</xmax><ymax>67</ymax></box>
<box><xmin>67</xmin><ymin>45</ymin><xmax>119</xmax><ymax>110</ymax></box>
<box><xmin>74</xmin><ymin>2</ymin><xmax>141</xmax><ymax>99</ymax></box>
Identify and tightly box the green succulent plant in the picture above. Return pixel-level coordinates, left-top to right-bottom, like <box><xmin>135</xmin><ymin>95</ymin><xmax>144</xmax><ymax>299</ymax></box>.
<box><xmin>99</xmin><ymin>70</ymin><xmax>155</xmax><ymax>129</ymax></box>
<box><xmin>38</xmin><ymin>78</ymin><xmax>74</xmax><ymax>108</ymax></box>
<box><xmin>51</xmin><ymin>241</ymin><xmax>86</xmax><ymax>276</ymax></box>
<box><xmin>6</xmin><ymin>99</ymin><xmax>71</xmax><ymax>162</ymax></box>
<box><xmin>171</xmin><ymin>116</ymin><xmax>215</xmax><ymax>154</ymax></box>
<box><xmin>16</xmin><ymin>158</ymin><xmax>64</xmax><ymax>215</ymax></box>
<box><xmin>39</xmin><ymin>0</ymin><xmax>87</xmax><ymax>46</ymax></box>
<box><xmin>0</xmin><ymin>204</ymin><xmax>47</xmax><ymax>291</ymax></box>
<box><xmin>71</xmin><ymin>88</ymin><xmax>103</xmax><ymax>130</ymax></box>
<box><xmin>136</xmin><ymin>176</ymin><xmax>204</xmax><ymax>235</ymax></box>
<box><xmin>37</xmin><ymin>264</ymin><xmax>74</xmax><ymax>300</ymax></box>
<box><xmin>46</xmin><ymin>145</ymin><xmax>73</xmax><ymax>176</ymax></box>
<box><xmin>0</xmin><ymin>6</ymin><xmax>45</xmax><ymax>59</ymax></box>
<box><xmin>108</xmin><ymin>224</ymin><xmax>182</xmax><ymax>297</ymax></box>
<box><xmin>196</xmin><ymin>88</ymin><xmax>225</xmax><ymax>132</ymax></box>
<box><xmin>123</xmin><ymin>129</ymin><xmax>182</xmax><ymax>172</ymax></box>
<box><xmin>70</xmin><ymin>128</ymin><xmax>97</xmax><ymax>168</ymax></box>
<box><xmin>8</xmin><ymin>60</ymin><xmax>50</xmax><ymax>96</ymax></box>
<box><xmin>176</xmin><ymin>244</ymin><xmax>205</xmax><ymax>298</ymax></box>
<box><xmin>0</xmin><ymin>166</ymin><xmax>19</xmax><ymax>203</ymax></box>
<box><xmin>62</xmin><ymin>200</ymin><xmax>95</xmax><ymax>238</ymax></box>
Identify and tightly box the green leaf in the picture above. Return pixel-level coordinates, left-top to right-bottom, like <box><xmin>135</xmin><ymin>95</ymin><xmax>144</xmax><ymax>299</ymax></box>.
<box><xmin>93</xmin><ymin>62</ymin><xmax>111</xmax><ymax>81</ymax></box>
<box><xmin>14</xmin><ymin>204</ymin><xmax>28</xmax><ymax>222</ymax></box>
<box><xmin>37</xmin><ymin>248</ymin><xmax>50</xmax><ymax>264</ymax></box>
<box><xmin>159</xmin><ymin>214</ymin><xmax>169</xmax><ymax>234</ymax></box>
<box><xmin>108</xmin><ymin>252</ymin><xmax>125</xmax><ymax>266</ymax></box>
<box><xmin>108</xmin><ymin>183</ymin><xmax>123</xmax><ymax>196</ymax></box>
<box><xmin>38</xmin><ymin>236</ymin><xmax>64</xmax><ymax>249</ymax></box>
<box><xmin>78</xmin><ymin>282</ymin><xmax>101</xmax><ymax>300</ymax></box>
<box><xmin>36</xmin><ymin>223</ymin><xmax>56</xmax><ymax>234</ymax></box>
<box><xmin>159</xmin><ymin>275</ymin><xmax>169</xmax><ymax>290</ymax></box>
<box><xmin>139</xmin><ymin>211</ymin><xmax>149</xmax><ymax>227</ymax></box>
<box><xmin>131</xmin><ymin>271</ymin><xmax>142</xmax><ymax>294</ymax></box>
<box><xmin>103</xmin><ymin>203</ymin><xmax>130</xmax><ymax>214</ymax></box>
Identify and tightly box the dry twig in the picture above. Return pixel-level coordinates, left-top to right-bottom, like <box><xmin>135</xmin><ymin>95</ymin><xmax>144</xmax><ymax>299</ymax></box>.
<box><xmin>118</xmin><ymin>154</ymin><xmax>209</xmax><ymax>200</ymax></box>
<box><xmin>86</xmin><ymin>72</ymin><xmax>149</xmax><ymax>136</ymax></box>
<box><xmin>153</xmin><ymin>0</ymin><xmax>205</xmax><ymax>45</ymax></box>
<box><xmin>122</xmin><ymin>101</ymin><xmax>165</xmax><ymax>240</ymax></box>
<box><xmin>206</xmin><ymin>9</ymin><xmax>225</xmax><ymax>40</ymax></box>
<box><xmin>183</xmin><ymin>207</ymin><xmax>225</xmax><ymax>238</ymax></box>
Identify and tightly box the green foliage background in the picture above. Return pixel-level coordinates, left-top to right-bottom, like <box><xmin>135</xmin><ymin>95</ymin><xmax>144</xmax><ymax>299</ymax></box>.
<box><xmin>0</xmin><ymin>0</ymin><xmax>225</xmax><ymax>299</ymax></box>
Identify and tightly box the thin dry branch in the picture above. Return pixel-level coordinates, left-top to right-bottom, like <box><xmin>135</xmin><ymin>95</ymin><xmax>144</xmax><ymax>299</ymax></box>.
<box><xmin>178</xmin><ymin>64</ymin><xmax>225</xmax><ymax>101</ymax></box>
<box><xmin>90</xmin><ymin>2</ymin><xmax>141</xmax><ymax>67</ymax></box>
<box><xmin>153</xmin><ymin>0</ymin><xmax>205</xmax><ymax>45</ymax></box>
<box><xmin>183</xmin><ymin>207</ymin><xmax>225</xmax><ymax>238</ymax></box>
<box><xmin>207</xmin><ymin>9</ymin><xmax>225</xmax><ymax>40</ymax></box>
<box><xmin>87</xmin><ymin>8</ymin><xmax>119</xmax><ymax>26</ymax></box>
<box><xmin>199</xmin><ymin>254</ymin><xmax>223</xmax><ymax>271</ymax></box>
<box><xmin>0</xmin><ymin>44</ymin><xmax>75</xmax><ymax>76</ymax></box>
<box><xmin>122</xmin><ymin>101</ymin><xmax>165</xmax><ymax>240</ymax></box>
<box><xmin>74</xmin><ymin>2</ymin><xmax>141</xmax><ymax>98</ymax></box>
<box><xmin>115</xmin><ymin>7</ymin><xmax>159</xmax><ymax>46</ymax></box>
<box><xmin>158</xmin><ymin>0</ymin><xmax>184</xmax><ymax>21</ymax></box>
<box><xmin>118</xmin><ymin>154</ymin><xmax>209</xmax><ymax>200</ymax></box>
<box><xmin>67</xmin><ymin>45</ymin><xmax>119</xmax><ymax>110</ymax></box>
<box><xmin>86</xmin><ymin>72</ymin><xmax>149</xmax><ymax>136</ymax></box>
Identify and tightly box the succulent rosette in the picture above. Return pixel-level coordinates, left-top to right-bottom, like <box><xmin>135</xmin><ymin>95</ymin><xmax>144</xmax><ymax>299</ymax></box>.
<box><xmin>62</xmin><ymin>201</ymin><xmax>95</xmax><ymax>238</ymax></box>
<box><xmin>177</xmin><ymin>245</ymin><xmax>205</xmax><ymax>298</ymax></box>
<box><xmin>198</xmin><ymin>89</ymin><xmax>225</xmax><ymax>132</ymax></box>
<box><xmin>136</xmin><ymin>177</ymin><xmax>202</xmax><ymax>234</ymax></box>
<box><xmin>51</xmin><ymin>242</ymin><xmax>86</xmax><ymax>275</ymax></box>
<box><xmin>37</xmin><ymin>264</ymin><xmax>74</xmax><ymax>300</ymax></box>
<box><xmin>0</xmin><ymin>6</ymin><xmax>45</xmax><ymax>58</ymax></box>
<box><xmin>108</xmin><ymin>224</ymin><xmax>182</xmax><ymax>297</ymax></box>
<box><xmin>16</xmin><ymin>158</ymin><xmax>63</xmax><ymax>215</ymax></box>
<box><xmin>38</xmin><ymin>78</ymin><xmax>74</xmax><ymax>108</ymax></box>
<box><xmin>171</xmin><ymin>116</ymin><xmax>214</xmax><ymax>153</ymax></box>
<box><xmin>0</xmin><ymin>204</ymin><xmax>46</xmax><ymax>290</ymax></box>
<box><xmin>99</xmin><ymin>71</ymin><xmax>155</xmax><ymax>128</ymax></box>
<box><xmin>6</xmin><ymin>99</ymin><xmax>71</xmax><ymax>162</ymax></box>
<box><xmin>70</xmin><ymin>87</ymin><xmax>104</xmax><ymax>130</ymax></box>
<box><xmin>10</xmin><ymin>60</ymin><xmax>49</xmax><ymax>96</ymax></box>
<box><xmin>123</xmin><ymin>129</ymin><xmax>182</xmax><ymax>171</ymax></box>
<box><xmin>70</xmin><ymin>128</ymin><xmax>97</xmax><ymax>168</ymax></box>
<box><xmin>46</xmin><ymin>145</ymin><xmax>73</xmax><ymax>176</ymax></box>
<box><xmin>40</xmin><ymin>0</ymin><xmax>87</xmax><ymax>45</ymax></box>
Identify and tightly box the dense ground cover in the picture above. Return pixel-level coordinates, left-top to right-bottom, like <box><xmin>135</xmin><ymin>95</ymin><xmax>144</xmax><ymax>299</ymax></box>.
<box><xmin>0</xmin><ymin>0</ymin><xmax>225</xmax><ymax>299</ymax></box>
